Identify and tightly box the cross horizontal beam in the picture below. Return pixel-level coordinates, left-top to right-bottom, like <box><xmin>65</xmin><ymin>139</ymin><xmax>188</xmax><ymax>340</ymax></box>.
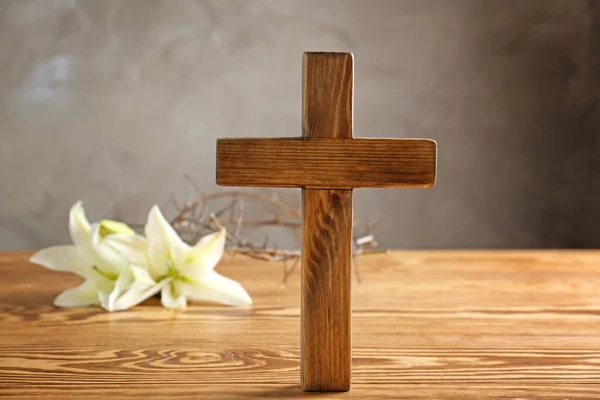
<box><xmin>216</xmin><ymin>138</ymin><xmax>437</xmax><ymax>189</ymax></box>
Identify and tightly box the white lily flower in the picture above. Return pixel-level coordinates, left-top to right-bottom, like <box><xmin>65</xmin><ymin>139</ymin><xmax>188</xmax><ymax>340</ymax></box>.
<box><xmin>30</xmin><ymin>202</ymin><xmax>163</xmax><ymax>311</ymax></box>
<box><xmin>144</xmin><ymin>205</ymin><xmax>252</xmax><ymax>309</ymax></box>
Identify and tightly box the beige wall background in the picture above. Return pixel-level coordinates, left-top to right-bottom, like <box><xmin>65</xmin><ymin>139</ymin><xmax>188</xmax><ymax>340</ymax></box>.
<box><xmin>1</xmin><ymin>0</ymin><xmax>599</xmax><ymax>250</ymax></box>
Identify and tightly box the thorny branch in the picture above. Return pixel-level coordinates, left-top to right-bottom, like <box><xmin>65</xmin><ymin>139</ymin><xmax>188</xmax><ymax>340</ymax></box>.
<box><xmin>151</xmin><ymin>176</ymin><xmax>383</xmax><ymax>283</ymax></box>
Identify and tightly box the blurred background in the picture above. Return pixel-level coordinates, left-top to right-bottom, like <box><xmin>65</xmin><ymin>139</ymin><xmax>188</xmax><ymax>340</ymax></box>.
<box><xmin>0</xmin><ymin>0</ymin><xmax>598</xmax><ymax>250</ymax></box>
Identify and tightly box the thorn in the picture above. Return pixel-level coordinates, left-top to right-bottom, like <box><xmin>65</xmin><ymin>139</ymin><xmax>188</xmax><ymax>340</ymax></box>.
<box><xmin>370</xmin><ymin>214</ymin><xmax>384</xmax><ymax>231</ymax></box>
<box><xmin>170</xmin><ymin>193</ymin><xmax>182</xmax><ymax>212</ymax></box>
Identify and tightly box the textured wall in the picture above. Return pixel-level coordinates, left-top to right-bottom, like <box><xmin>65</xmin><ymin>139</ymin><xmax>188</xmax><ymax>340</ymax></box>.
<box><xmin>0</xmin><ymin>0</ymin><xmax>598</xmax><ymax>250</ymax></box>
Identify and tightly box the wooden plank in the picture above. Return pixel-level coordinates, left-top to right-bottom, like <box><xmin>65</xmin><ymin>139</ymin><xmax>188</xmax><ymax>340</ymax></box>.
<box><xmin>216</xmin><ymin>138</ymin><xmax>437</xmax><ymax>189</ymax></box>
<box><xmin>300</xmin><ymin>52</ymin><xmax>353</xmax><ymax>392</ymax></box>
<box><xmin>2</xmin><ymin>251</ymin><xmax>600</xmax><ymax>398</ymax></box>
<box><xmin>6</xmin><ymin>250</ymin><xmax>600</xmax><ymax>312</ymax></box>
<box><xmin>1</xmin><ymin>384</ymin><xmax>598</xmax><ymax>399</ymax></box>
<box><xmin>301</xmin><ymin>189</ymin><xmax>352</xmax><ymax>391</ymax></box>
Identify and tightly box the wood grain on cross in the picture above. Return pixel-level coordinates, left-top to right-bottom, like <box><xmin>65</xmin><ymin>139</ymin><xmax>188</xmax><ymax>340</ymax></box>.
<box><xmin>216</xmin><ymin>52</ymin><xmax>437</xmax><ymax>392</ymax></box>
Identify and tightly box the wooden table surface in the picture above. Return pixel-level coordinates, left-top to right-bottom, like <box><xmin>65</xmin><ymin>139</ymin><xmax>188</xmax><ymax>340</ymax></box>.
<box><xmin>1</xmin><ymin>250</ymin><xmax>600</xmax><ymax>399</ymax></box>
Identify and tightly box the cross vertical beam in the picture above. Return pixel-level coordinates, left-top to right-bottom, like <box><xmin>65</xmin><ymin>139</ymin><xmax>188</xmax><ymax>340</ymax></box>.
<box><xmin>301</xmin><ymin>52</ymin><xmax>353</xmax><ymax>392</ymax></box>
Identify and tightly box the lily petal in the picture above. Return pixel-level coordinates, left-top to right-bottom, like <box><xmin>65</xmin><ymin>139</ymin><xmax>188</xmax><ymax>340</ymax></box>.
<box><xmin>183</xmin><ymin>228</ymin><xmax>227</xmax><ymax>276</ymax></box>
<box><xmin>30</xmin><ymin>245</ymin><xmax>94</xmax><ymax>279</ymax></box>
<box><xmin>104</xmin><ymin>282</ymin><xmax>165</xmax><ymax>312</ymax></box>
<box><xmin>102</xmin><ymin>271</ymin><xmax>134</xmax><ymax>312</ymax></box>
<box><xmin>130</xmin><ymin>264</ymin><xmax>156</xmax><ymax>286</ymax></box>
<box><xmin>54</xmin><ymin>279</ymin><xmax>100</xmax><ymax>307</ymax></box>
<box><xmin>95</xmin><ymin>233</ymin><xmax>148</xmax><ymax>272</ymax></box>
<box><xmin>89</xmin><ymin>224</ymin><xmax>126</xmax><ymax>276</ymax></box>
<box><xmin>161</xmin><ymin>282</ymin><xmax>187</xmax><ymax>309</ymax></box>
<box><xmin>179</xmin><ymin>271</ymin><xmax>252</xmax><ymax>307</ymax></box>
<box><xmin>69</xmin><ymin>201</ymin><xmax>92</xmax><ymax>246</ymax></box>
<box><xmin>100</xmin><ymin>271</ymin><xmax>165</xmax><ymax>312</ymax></box>
<box><xmin>110</xmin><ymin>233</ymin><xmax>148</xmax><ymax>254</ymax></box>
<box><xmin>145</xmin><ymin>206</ymin><xmax>188</xmax><ymax>277</ymax></box>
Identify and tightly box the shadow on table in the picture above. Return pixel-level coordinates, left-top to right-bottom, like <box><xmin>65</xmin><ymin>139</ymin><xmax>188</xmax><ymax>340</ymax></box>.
<box><xmin>231</xmin><ymin>385</ymin><xmax>354</xmax><ymax>399</ymax></box>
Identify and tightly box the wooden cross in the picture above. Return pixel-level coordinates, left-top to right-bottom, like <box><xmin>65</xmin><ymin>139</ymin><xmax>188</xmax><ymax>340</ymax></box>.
<box><xmin>216</xmin><ymin>52</ymin><xmax>437</xmax><ymax>392</ymax></box>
